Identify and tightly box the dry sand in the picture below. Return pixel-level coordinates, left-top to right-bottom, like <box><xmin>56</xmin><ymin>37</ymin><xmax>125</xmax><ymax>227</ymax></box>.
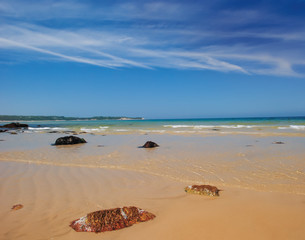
<box><xmin>0</xmin><ymin>133</ymin><xmax>305</xmax><ymax>239</ymax></box>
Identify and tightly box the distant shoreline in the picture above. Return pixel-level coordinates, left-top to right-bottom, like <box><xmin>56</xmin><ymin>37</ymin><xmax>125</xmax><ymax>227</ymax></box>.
<box><xmin>0</xmin><ymin>115</ymin><xmax>144</xmax><ymax>121</ymax></box>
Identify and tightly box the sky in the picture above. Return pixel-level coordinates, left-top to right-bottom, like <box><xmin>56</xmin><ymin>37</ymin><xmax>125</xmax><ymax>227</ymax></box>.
<box><xmin>1</xmin><ymin>0</ymin><xmax>305</xmax><ymax>119</ymax></box>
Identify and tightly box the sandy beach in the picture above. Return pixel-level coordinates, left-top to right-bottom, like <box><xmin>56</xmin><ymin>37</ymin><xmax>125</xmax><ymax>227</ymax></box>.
<box><xmin>0</xmin><ymin>132</ymin><xmax>305</xmax><ymax>239</ymax></box>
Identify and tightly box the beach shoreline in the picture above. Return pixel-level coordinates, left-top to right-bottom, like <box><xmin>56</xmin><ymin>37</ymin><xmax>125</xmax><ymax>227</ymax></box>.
<box><xmin>0</xmin><ymin>160</ymin><xmax>304</xmax><ymax>240</ymax></box>
<box><xmin>0</xmin><ymin>131</ymin><xmax>305</xmax><ymax>239</ymax></box>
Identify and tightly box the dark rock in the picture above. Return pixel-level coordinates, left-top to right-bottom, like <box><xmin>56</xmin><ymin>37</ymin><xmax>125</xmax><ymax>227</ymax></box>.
<box><xmin>142</xmin><ymin>141</ymin><xmax>159</xmax><ymax>148</ymax></box>
<box><xmin>70</xmin><ymin>206</ymin><xmax>155</xmax><ymax>233</ymax></box>
<box><xmin>97</xmin><ymin>145</ymin><xmax>104</xmax><ymax>147</ymax></box>
<box><xmin>211</xmin><ymin>128</ymin><xmax>220</xmax><ymax>131</ymax></box>
<box><xmin>0</xmin><ymin>122</ymin><xmax>28</xmax><ymax>129</ymax></box>
<box><xmin>10</xmin><ymin>132</ymin><xmax>17</xmax><ymax>135</ymax></box>
<box><xmin>54</xmin><ymin>136</ymin><xmax>87</xmax><ymax>145</ymax></box>
<box><xmin>0</xmin><ymin>129</ymin><xmax>8</xmax><ymax>133</ymax></box>
<box><xmin>48</xmin><ymin>131</ymin><xmax>59</xmax><ymax>133</ymax></box>
<box><xmin>185</xmin><ymin>185</ymin><xmax>221</xmax><ymax>197</ymax></box>
<box><xmin>272</xmin><ymin>141</ymin><xmax>285</xmax><ymax>144</ymax></box>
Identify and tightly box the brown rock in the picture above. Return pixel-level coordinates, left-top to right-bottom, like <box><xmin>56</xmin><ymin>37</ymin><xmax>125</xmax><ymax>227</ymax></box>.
<box><xmin>70</xmin><ymin>206</ymin><xmax>155</xmax><ymax>233</ymax></box>
<box><xmin>185</xmin><ymin>185</ymin><xmax>221</xmax><ymax>196</ymax></box>
<box><xmin>272</xmin><ymin>141</ymin><xmax>285</xmax><ymax>144</ymax></box>
<box><xmin>11</xmin><ymin>204</ymin><xmax>23</xmax><ymax>210</ymax></box>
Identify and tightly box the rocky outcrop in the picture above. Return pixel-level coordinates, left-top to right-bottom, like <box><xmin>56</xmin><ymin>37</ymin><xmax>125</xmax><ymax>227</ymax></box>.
<box><xmin>70</xmin><ymin>206</ymin><xmax>155</xmax><ymax>233</ymax></box>
<box><xmin>185</xmin><ymin>185</ymin><xmax>221</xmax><ymax>197</ymax></box>
<box><xmin>142</xmin><ymin>141</ymin><xmax>159</xmax><ymax>148</ymax></box>
<box><xmin>54</xmin><ymin>136</ymin><xmax>87</xmax><ymax>145</ymax></box>
<box><xmin>0</xmin><ymin>122</ymin><xmax>28</xmax><ymax>129</ymax></box>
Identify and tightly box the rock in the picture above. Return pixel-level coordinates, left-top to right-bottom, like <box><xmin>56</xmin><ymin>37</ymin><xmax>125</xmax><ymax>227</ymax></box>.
<box><xmin>10</xmin><ymin>132</ymin><xmax>17</xmax><ymax>135</ymax></box>
<box><xmin>185</xmin><ymin>185</ymin><xmax>221</xmax><ymax>197</ymax></box>
<box><xmin>70</xmin><ymin>206</ymin><xmax>155</xmax><ymax>233</ymax></box>
<box><xmin>11</xmin><ymin>204</ymin><xmax>23</xmax><ymax>210</ymax></box>
<box><xmin>48</xmin><ymin>131</ymin><xmax>59</xmax><ymax>133</ymax></box>
<box><xmin>0</xmin><ymin>122</ymin><xmax>28</xmax><ymax>129</ymax></box>
<box><xmin>142</xmin><ymin>141</ymin><xmax>159</xmax><ymax>148</ymax></box>
<box><xmin>54</xmin><ymin>136</ymin><xmax>87</xmax><ymax>145</ymax></box>
<box><xmin>0</xmin><ymin>129</ymin><xmax>8</xmax><ymax>133</ymax></box>
<box><xmin>272</xmin><ymin>141</ymin><xmax>284</xmax><ymax>144</ymax></box>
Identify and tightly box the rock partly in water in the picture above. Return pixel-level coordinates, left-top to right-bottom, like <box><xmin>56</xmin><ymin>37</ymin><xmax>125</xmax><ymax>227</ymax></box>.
<box><xmin>142</xmin><ymin>141</ymin><xmax>159</xmax><ymax>148</ymax></box>
<box><xmin>185</xmin><ymin>185</ymin><xmax>221</xmax><ymax>197</ymax></box>
<box><xmin>70</xmin><ymin>206</ymin><xmax>155</xmax><ymax>233</ymax></box>
<box><xmin>54</xmin><ymin>136</ymin><xmax>87</xmax><ymax>145</ymax></box>
<box><xmin>48</xmin><ymin>131</ymin><xmax>59</xmax><ymax>133</ymax></box>
<box><xmin>272</xmin><ymin>141</ymin><xmax>285</xmax><ymax>144</ymax></box>
<box><xmin>11</xmin><ymin>204</ymin><xmax>23</xmax><ymax>210</ymax></box>
<box><xmin>0</xmin><ymin>122</ymin><xmax>28</xmax><ymax>129</ymax></box>
<box><xmin>0</xmin><ymin>129</ymin><xmax>8</xmax><ymax>133</ymax></box>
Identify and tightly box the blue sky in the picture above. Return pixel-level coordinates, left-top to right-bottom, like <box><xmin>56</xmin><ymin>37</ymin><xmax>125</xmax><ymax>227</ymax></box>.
<box><xmin>1</xmin><ymin>0</ymin><xmax>305</xmax><ymax>118</ymax></box>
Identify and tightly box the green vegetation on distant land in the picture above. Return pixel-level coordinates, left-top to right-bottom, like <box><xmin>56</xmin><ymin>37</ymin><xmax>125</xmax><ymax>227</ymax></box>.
<box><xmin>0</xmin><ymin>115</ymin><xmax>143</xmax><ymax>121</ymax></box>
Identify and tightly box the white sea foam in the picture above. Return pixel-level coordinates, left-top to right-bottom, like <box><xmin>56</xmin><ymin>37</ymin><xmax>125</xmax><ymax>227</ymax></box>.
<box><xmin>29</xmin><ymin>127</ymin><xmax>51</xmax><ymax>130</ymax></box>
<box><xmin>139</xmin><ymin>130</ymin><xmax>166</xmax><ymax>133</ymax></box>
<box><xmin>173</xmin><ymin>130</ymin><xmax>196</xmax><ymax>133</ymax></box>
<box><xmin>79</xmin><ymin>126</ymin><xmax>109</xmax><ymax>132</ymax></box>
<box><xmin>278</xmin><ymin>125</ymin><xmax>305</xmax><ymax>130</ymax></box>
<box><xmin>164</xmin><ymin>124</ymin><xmax>257</xmax><ymax>129</ymax></box>
<box><xmin>115</xmin><ymin>129</ymin><xmax>129</xmax><ymax>132</ymax></box>
<box><xmin>28</xmin><ymin>127</ymin><xmax>69</xmax><ymax>131</ymax></box>
<box><xmin>163</xmin><ymin>125</ymin><xmax>191</xmax><ymax>128</ymax></box>
<box><xmin>80</xmin><ymin>128</ymin><xmax>101</xmax><ymax>132</ymax></box>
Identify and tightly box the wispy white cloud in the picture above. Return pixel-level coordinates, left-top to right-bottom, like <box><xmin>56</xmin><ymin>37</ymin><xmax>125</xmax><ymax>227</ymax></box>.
<box><xmin>0</xmin><ymin>0</ymin><xmax>305</xmax><ymax>77</ymax></box>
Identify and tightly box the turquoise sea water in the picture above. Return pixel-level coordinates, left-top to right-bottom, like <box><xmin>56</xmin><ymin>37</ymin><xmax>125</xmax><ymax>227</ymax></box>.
<box><xmin>2</xmin><ymin>117</ymin><xmax>305</xmax><ymax>134</ymax></box>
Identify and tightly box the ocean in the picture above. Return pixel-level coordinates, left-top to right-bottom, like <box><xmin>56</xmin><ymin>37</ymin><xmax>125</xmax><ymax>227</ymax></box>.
<box><xmin>4</xmin><ymin>116</ymin><xmax>305</xmax><ymax>135</ymax></box>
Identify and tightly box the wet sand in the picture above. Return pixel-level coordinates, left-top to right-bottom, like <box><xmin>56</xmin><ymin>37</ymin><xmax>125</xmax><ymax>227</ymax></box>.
<box><xmin>0</xmin><ymin>132</ymin><xmax>305</xmax><ymax>239</ymax></box>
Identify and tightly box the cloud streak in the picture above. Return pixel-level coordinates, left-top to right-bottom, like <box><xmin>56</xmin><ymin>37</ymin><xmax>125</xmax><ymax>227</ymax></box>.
<box><xmin>0</xmin><ymin>0</ymin><xmax>305</xmax><ymax>77</ymax></box>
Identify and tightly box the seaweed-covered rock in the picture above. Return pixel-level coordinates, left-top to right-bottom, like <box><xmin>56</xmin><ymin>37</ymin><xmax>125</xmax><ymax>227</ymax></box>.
<box><xmin>0</xmin><ymin>122</ymin><xmax>28</xmax><ymax>129</ymax></box>
<box><xmin>142</xmin><ymin>141</ymin><xmax>159</xmax><ymax>148</ymax></box>
<box><xmin>54</xmin><ymin>136</ymin><xmax>87</xmax><ymax>145</ymax></box>
<box><xmin>70</xmin><ymin>206</ymin><xmax>155</xmax><ymax>233</ymax></box>
<box><xmin>185</xmin><ymin>185</ymin><xmax>220</xmax><ymax>197</ymax></box>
